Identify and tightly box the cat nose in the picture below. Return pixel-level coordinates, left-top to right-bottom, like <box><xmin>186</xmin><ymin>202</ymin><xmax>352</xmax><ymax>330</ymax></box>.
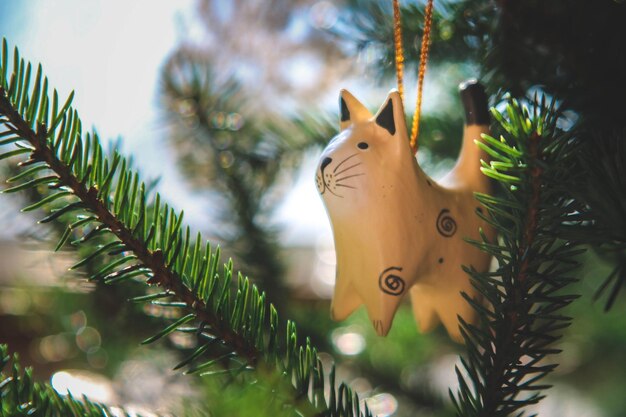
<box><xmin>321</xmin><ymin>157</ymin><xmax>332</xmax><ymax>171</ymax></box>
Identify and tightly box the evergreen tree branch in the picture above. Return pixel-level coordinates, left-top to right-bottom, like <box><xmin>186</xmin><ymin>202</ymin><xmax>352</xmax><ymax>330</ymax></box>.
<box><xmin>334</xmin><ymin>0</ymin><xmax>626</xmax><ymax>132</ymax></box>
<box><xmin>0</xmin><ymin>39</ymin><xmax>370</xmax><ymax>417</ymax></box>
<box><xmin>161</xmin><ymin>52</ymin><xmax>335</xmax><ymax>310</ymax></box>
<box><xmin>0</xmin><ymin>79</ymin><xmax>262</xmax><ymax>365</ymax></box>
<box><xmin>576</xmin><ymin>132</ymin><xmax>626</xmax><ymax>311</ymax></box>
<box><xmin>162</xmin><ymin>53</ymin><xmax>287</xmax><ymax>306</ymax></box>
<box><xmin>330</xmin><ymin>0</ymin><xmax>492</xmax><ymax>81</ymax></box>
<box><xmin>0</xmin><ymin>344</ymin><xmax>134</xmax><ymax>417</ymax></box>
<box><xmin>452</xmin><ymin>96</ymin><xmax>583</xmax><ymax>416</ymax></box>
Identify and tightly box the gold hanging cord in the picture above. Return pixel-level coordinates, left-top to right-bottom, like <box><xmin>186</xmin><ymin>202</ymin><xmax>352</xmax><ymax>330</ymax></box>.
<box><xmin>393</xmin><ymin>0</ymin><xmax>434</xmax><ymax>154</ymax></box>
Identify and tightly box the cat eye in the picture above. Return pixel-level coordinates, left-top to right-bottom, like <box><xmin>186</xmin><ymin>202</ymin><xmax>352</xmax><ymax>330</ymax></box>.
<box><xmin>357</xmin><ymin>142</ymin><xmax>369</xmax><ymax>150</ymax></box>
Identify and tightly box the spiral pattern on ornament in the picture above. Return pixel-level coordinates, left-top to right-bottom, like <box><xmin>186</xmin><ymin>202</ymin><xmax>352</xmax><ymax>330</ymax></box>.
<box><xmin>379</xmin><ymin>266</ymin><xmax>405</xmax><ymax>296</ymax></box>
<box><xmin>436</xmin><ymin>209</ymin><xmax>457</xmax><ymax>237</ymax></box>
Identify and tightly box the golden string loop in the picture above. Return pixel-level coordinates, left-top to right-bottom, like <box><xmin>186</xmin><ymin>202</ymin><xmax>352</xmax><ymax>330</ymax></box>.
<box><xmin>393</xmin><ymin>0</ymin><xmax>434</xmax><ymax>154</ymax></box>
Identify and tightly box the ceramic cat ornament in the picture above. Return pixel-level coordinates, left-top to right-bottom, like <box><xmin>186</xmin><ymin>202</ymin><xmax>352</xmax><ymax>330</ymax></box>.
<box><xmin>315</xmin><ymin>80</ymin><xmax>494</xmax><ymax>342</ymax></box>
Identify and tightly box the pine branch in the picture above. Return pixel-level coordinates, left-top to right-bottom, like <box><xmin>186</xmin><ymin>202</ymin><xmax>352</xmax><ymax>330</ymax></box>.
<box><xmin>0</xmin><ymin>344</ymin><xmax>133</xmax><ymax>417</ymax></box>
<box><xmin>0</xmin><ymin>77</ymin><xmax>261</xmax><ymax>365</ymax></box>
<box><xmin>576</xmin><ymin>131</ymin><xmax>626</xmax><ymax>311</ymax></box>
<box><xmin>0</xmin><ymin>39</ymin><xmax>370</xmax><ymax>417</ymax></box>
<box><xmin>330</xmin><ymin>0</ymin><xmax>493</xmax><ymax>81</ymax></box>
<box><xmin>161</xmin><ymin>51</ymin><xmax>334</xmax><ymax>310</ymax></box>
<box><xmin>451</xmin><ymin>96</ymin><xmax>583</xmax><ymax>416</ymax></box>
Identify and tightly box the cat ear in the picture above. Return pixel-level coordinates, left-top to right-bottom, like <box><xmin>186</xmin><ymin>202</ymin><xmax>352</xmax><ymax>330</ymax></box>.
<box><xmin>339</xmin><ymin>89</ymin><xmax>371</xmax><ymax>131</ymax></box>
<box><xmin>374</xmin><ymin>89</ymin><xmax>408</xmax><ymax>139</ymax></box>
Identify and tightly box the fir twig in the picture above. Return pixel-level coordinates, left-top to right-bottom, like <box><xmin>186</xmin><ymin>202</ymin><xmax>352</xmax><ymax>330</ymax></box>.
<box><xmin>452</xmin><ymin>96</ymin><xmax>583</xmax><ymax>416</ymax></box>
<box><xmin>0</xmin><ymin>39</ymin><xmax>370</xmax><ymax>417</ymax></box>
<box><xmin>161</xmin><ymin>51</ymin><xmax>334</xmax><ymax>311</ymax></box>
<box><xmin>0</xmin><ymin>344</ymin><xmax>129</xmax><ymax>417</ymax></box>
<box><xmin>577</xmin><ymin>132</ymin><xmax>626</xmax><ymax>311</ymax></box>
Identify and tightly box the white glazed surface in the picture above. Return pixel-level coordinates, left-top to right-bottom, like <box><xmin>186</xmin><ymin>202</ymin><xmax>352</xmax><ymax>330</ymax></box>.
<box><xmin>316</xmin><ymin>89</ymin><xmax>494</xmax><ymax>342</ymax></box>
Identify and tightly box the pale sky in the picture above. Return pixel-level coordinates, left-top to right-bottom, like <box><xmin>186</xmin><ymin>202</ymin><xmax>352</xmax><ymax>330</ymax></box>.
<box><xmin>0</xmin><ymin>0</ymin><xmax>332</xmax><ymax>244</ymax></box>
<box><xmin>0</xmin><ymin>0</ymin><xmax>451</xmax><ymax>245</ymax></box>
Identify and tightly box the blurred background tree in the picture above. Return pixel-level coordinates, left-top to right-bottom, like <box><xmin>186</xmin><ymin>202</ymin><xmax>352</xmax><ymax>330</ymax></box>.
<box><xmin>0</xmin><ymin>0</ymin><xmax>625</xmax><ymax>416</ymax></box>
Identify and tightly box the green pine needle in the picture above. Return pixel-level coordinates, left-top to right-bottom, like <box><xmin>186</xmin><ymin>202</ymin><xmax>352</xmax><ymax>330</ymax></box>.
<box><xmin>0</xmin><ymin>344</ymin><xmax>124</xmax><ymax>417</ymax></box>
<box><xmin>451</xmin><ymin>96</ymin><xmax>583</xmax><ymax>417</ymax></box>
<box><xmin>0</xmin><ymin>38</ymin><xmax>371</xmax><ymax>417</ymax></box>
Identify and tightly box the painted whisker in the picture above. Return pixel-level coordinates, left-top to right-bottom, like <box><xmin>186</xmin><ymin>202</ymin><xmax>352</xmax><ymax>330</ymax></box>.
<box><xmin>335</xmin><ymin>173</ymin><xmax>364</xmax><ymax>182</ymax></box>
<box><xmin>326</xmin><ymin>188</ymin><xmax>343</xmax><ymax>198</ymax></box>
<box><xmin>333</xmin><ymin>153</ymin><xmax>358</xmax><ymax>173</ymax></box>
<box><xmin>335</xmin><ymin>162</ymin><xmax>362</xmax><ymax>176</ymax></box>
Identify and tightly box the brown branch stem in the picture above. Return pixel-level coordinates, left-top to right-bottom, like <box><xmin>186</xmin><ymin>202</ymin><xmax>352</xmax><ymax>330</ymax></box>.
<box><xmin>0</xmin><ymin>88</ymin><xmax>260</xmax><ymax>365</ymax></box>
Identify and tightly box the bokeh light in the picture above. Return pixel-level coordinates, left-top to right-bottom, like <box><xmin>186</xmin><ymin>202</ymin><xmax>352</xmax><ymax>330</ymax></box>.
<box><xmin>366</xmin><ymin>393</ymin><xmax>398</xmax><ymax>417</ymax></box>
<box><xmin>332</xmin><ymin>326</ymin><xmax>366</xmax><ymax>356</ymax></box>
<box><xmin>52</xmin><ymin>370</ymin><xmax>115</xmax><ymax>403</ymax></box>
